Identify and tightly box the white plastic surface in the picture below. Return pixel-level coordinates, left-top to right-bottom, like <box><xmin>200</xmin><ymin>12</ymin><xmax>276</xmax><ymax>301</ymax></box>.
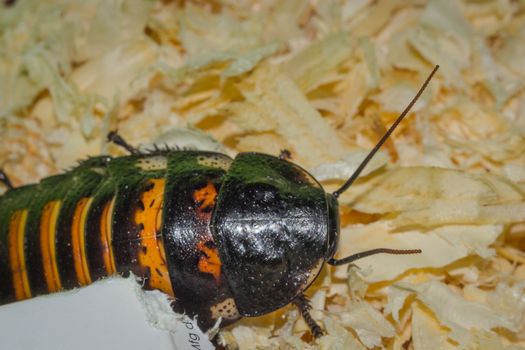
<box><xmin>0</xmin><ymin>278</ymin><xmax>199</xmax><ymax>350</ymax></box>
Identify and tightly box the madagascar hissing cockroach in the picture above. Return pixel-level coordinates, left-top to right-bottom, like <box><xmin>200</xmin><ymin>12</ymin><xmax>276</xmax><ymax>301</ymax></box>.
<box><xmin>0</xmin><ymin>65</ymin><xmax>438</xmax><ymax>338</ymax></box>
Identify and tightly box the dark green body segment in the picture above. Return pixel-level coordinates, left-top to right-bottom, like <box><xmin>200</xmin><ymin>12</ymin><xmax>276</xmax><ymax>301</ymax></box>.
<box><xmin>162</xmin><ymin>151</ymin><xmax>236</xmax><ymax>328</ymax></box>
<box><xmin>55</xmin><ymin>159</ymin><xmax>111</xmax><ymax>289</ymax></box>
<box><xmin>105</xmin><ymin>156</ymin><xmax>166</xmax><ymax>278</ymax></box>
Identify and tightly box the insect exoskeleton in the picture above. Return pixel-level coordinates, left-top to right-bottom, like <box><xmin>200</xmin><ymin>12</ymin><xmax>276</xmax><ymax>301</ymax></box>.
<box><xmin>0</xmin><ymin>66</ymin><xmax>438</xmax><ymax>339</ymax></box>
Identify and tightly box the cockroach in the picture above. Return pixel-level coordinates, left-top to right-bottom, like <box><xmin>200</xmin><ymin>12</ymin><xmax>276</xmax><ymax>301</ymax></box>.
<box><xmin>0</xmin><ymin>65</ymin><xmax>438</xmax><ymax>338</ymax></box>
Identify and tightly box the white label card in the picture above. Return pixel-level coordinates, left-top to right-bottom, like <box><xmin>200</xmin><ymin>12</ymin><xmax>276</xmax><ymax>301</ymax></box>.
<box><xmin>170</xmin><ymin>317</ymin><xmax>215</xmax><ymax>350</ymax></box>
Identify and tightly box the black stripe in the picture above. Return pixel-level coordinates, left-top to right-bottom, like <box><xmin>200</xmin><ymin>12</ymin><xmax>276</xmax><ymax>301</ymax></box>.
<box><xmin>111</xmin><ymin>182</ymin><xmax>144</xmax><ymax>277</ymax></box>
<box><xmin>54</xmin><ymin>164</ymin><xmax>109</xmax><ymax>289</ymax></box>
<box><xmin>0</xmin><ymin>237</ymin><xmax>15</xmax><ymax>303</ymax></box>
<box><xmin>85</xmin><ymin>195</ymin><xmax>113</xmax><ymax>280</ymax></box>
<box><xmin>24</xmin><ymin>207</ymin><xmax>48</xmax><ymax>296</ymax></box>
<box><xmin>55</xmin><ymin>199</ymin><xmax>78</xmax><ymax>289</ymax></box>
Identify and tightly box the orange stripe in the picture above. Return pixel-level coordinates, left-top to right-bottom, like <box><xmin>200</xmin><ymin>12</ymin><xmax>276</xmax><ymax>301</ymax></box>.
<box><xmin>193</xmin><ymin>182</ymin><xmax>222</xmax><ymax>283</ymax></box>
<box><xmin>71</xmin><ymin>197</ymin><xmax>93</xmax><ymax>286</ymax></box>
<box><xmin>100</xmin><ymin>197</ymin><xmax>116</xmax><ymax>275</ymax></box>
<box><xmin>193</xmin><ymin>182</ymin><xmax>217</xmax><ymax>210</ymax></box>
<box><xmin>40</xmin><ymin>201</ymin><xmax>62</xmax><ymax>292</ymax></box>
<box><xmin>197</xmin><ymin>241</ymin><xmax>221</xmax><ymax>283</ymax></box>
<box><xmin>135</xmin><ymin>179</ymin><xmax>174</xmax><ymax>296</ymax></box>
<box><xmin>8</xmin><ymin>210</ymin><xmax>31</xmax><ymax>300</ymax></box>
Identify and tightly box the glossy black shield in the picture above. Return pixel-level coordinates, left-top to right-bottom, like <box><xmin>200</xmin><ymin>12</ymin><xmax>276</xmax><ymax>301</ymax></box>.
<box><xmin>211</xmin><ymin>153</ymin><xmax>330</xmax><ymax>316</ymax></box>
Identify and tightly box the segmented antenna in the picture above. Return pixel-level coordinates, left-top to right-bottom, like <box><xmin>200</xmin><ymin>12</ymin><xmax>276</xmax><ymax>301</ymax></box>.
<box><xmin>333</xmin><ymin>65</ymin><xmax>439</xmax><ymax>198</ymax></box>
<box><xmin>328</xmin><ymin>248</ymin><xmax>422</xmax><ymax>266</ymax></box>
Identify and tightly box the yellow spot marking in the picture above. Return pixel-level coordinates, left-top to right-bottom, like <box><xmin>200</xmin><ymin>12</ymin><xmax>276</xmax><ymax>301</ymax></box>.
<box><xmin>40</xmin><ymin>201</ymin><xmax>62</xmax><ymax>292</ymax></box>
<box><xmin>136</xmin><ymin>156</ymin><xmax>168</xmax><ymax>171</ymax></box>
<box><xmin>196</xmin><ymin>155</ymin><xmax>232</xmax><ymax>171</ymax></box>
<box><xmin>8</xmin><ymin>210</ymin><xmax>31</xmax><ymax>300</ymax></box>
<box><xmin>134</xmin><ymin>179</ymin><xmax>174</xmax><ymax>296</ymax></box>
<box><xmin>71</xmin><ymin>197</ymin><xmax>93</xmax><ymax>286</ymax></box>
<box><xmin>100</xmin><ymin>197</ymin><xmax>116</xmax><ymax>275</ymax></box>
<box><xmin>210</xmin><ymin>298</ymin><xmax>239</xmax><ymax>320</ymax></box>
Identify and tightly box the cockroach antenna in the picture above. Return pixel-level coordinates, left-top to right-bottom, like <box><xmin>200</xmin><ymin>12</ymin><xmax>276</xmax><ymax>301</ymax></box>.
<box><xmin>332</xmin><ymin>65</ymin><xmax>440</xmax><ymax>199</ymax></box>
<box><xmin>327</xmin><ymin>65</ymin><xmax>439</xmax><ymax>267</ymax></box>
<box><xmin>328</xmin><ymin>248</ymin><xmax>423</xmax><ymax>266</ymax></box>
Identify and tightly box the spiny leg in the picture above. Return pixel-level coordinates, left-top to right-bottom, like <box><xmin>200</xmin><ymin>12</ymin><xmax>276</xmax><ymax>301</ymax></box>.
<box><xmin>293</xmin><ymin>293</ymin><xmax>323</xmax><ymax>338</ymax></box>
<box><xmin>107</xmin><ymin>131</ymin><xmax>140</xmax><ymax>155</ymax></box>
<box><xmin>0</xmin><ymin>169</ymin><xmax>14</xmax><ymax>190</ymax></box>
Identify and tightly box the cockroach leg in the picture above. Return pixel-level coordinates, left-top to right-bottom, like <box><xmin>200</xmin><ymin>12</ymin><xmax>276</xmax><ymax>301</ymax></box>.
<box><xmin>0</xmin><ymin>169</ymin><xmax>14</xmax><ymax>190</ymax></box>
<box><xmin>107</xmin><ymin>131</ymin><xmax>140</xmax><ymax>155</ymax></box>
<box><xmin>278</xmin><ymin>149</ymin><xmax>292</xmax><ymax>160</ymax></box>
<box><xmin>293</xmin><ymin>293</ymin><xmax>324</xmax><ymax>338</ymax></box>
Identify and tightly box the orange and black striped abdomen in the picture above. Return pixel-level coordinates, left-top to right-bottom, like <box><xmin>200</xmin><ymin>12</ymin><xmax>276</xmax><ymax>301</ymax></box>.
<box><xmin>0</xmin><ymin>155</ymin><xmax>174</xmax><ymax>302</ymax></box>
<box><xmin>20</xmin><ymin>174</ymin><xmax>71</xmax><ymax>297</ymax></box>
<box><xmin>0</xmin><ymin>178</ymin><xmax>67</xmax><ymax>302</ymax></box>
<box><xmin>0</xmin><ymin>151</ymin><xmax>237</xmax><ymax>331</ymax></box>
<box><xmin>0</xmin><ymin>157</ymin><xmax>114</xmax><ymax>302</ymax></box>
<box><xmin>54</xmin><ymin>168</ymin><xmax>109</xmax><ymax>290</ymax></box>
